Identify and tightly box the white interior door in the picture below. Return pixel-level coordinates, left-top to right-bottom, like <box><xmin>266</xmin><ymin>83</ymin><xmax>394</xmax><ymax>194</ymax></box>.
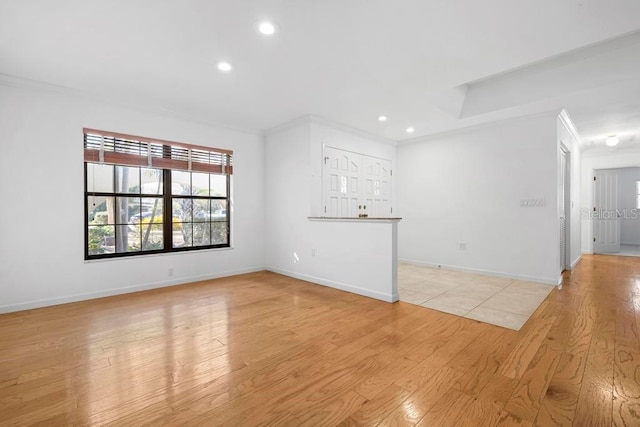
<box><xmin>363</xmin><ymin>156</ymin><xmax>392</xmax><ymax>217</ymax></box>
<box><xmin>594</xmin><ymin>169</ymin><xmax>621</xmax><ymax>253</ymax></box>
<box><xmin>323</xmin><ymin>147</ymin><xmax>361</xmax><ymax>217</ymax></box>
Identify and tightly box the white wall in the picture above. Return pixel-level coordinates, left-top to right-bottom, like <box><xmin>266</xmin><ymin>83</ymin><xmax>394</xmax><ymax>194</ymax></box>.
<box><xmin>264</xmin><ymin>117</ymin><xmax>399</xmax><ymax>301</ymax></box>
<box><xmin>581</xmin><ymin>150</ymin><xmax>640</xmax><ymax>252</ymax></box>
<box><xmin>0</xmin><ymin>82</ymin><xmax>265</xmax><ymax>313</ymax></box>
<box><xmin>618</xmin><ymin>168</ymin><xmax>640</xmax><ymax>245</ymax></box>
<box><xmin>557</xmin><ymin>112</ymin><xmax>582</xmax><ymax>269</ymax></box>
<box><xmin>397</xmin><ymin>114</ymin><xmax>561</xmax><ymax>284</ymax></box>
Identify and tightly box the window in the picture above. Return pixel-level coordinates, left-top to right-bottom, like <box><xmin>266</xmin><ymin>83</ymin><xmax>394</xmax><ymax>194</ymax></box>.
<box><xmin>84</xmin><ymin>129</ymin><xmax>232</xmax><ymax>259</ymax></box>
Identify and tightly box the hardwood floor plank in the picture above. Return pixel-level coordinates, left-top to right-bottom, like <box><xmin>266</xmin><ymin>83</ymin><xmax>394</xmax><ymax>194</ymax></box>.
<box><xmin>499</xmin><ymin>314</ymin><xmax>557</xmax><ymax>380</ymax></box>
<box><xmin>535</xmin><ymin>299</ymin><xmax>595</xmax><ymax>425</ymax></box>
<box><xmin>504</xmin><ymin>341</ymin><xmax>561</xmax><ymax>423</ymax></box>
<box><xmin>340</xmin><ymin>384</ymin><xmax>412</xmax><ymax>426</ymax></box>
<box><xmin>415</xmin><ymin>387</ymin><xmax>476</xmax><ymax>426</ymax></box>
<box><xmin>455</xmin><ymin>396</ymin><xmax>504</xmax><ymax>427</ymax></box>
<box><xmin>381</xmin><ymin>367</ymin><xmax>463</xmax><ymax>425</ymax></box>
<box><xmin>612</xmin><ymin>340</ymin><xmax>640</xmax><ymax>426</ymax></box>
<box><xmin>494</xmin><ymin>409</ymin><xmax>533</xmax><ymax>426</ymax></box>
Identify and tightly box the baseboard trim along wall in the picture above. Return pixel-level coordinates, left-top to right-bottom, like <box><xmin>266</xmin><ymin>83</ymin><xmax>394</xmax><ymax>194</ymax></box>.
<box><xmin>569</xmin><ymin>255</ymin><xmax>582</xmax><ymax>270</ymax></box>
<box><xmin>267</xmin><ymin>267</ymin><xmax>399</xmax><ymax>303</ymax></box>
<box><xmin>0</xmin><ymin>267</ymin><xmax>266</xmax><ymax>314</ymax></box>
<box><xmin>399</xmin><ymin>259</ymin><xmax>558</xmax><ymax>286</ymax></box>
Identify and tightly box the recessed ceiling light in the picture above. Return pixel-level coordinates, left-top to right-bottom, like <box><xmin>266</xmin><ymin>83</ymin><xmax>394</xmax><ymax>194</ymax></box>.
<box><xmin>217</xmin><ymin>61</ymin><xmax>233</xmax><ymax>72</ymax></box>
<box><xmin>606</xmin><ymin>135</ymin><xmax>619</xmax><ymax>147</ymax></box>
<box><xmin>378</xmin><ymin>115</ymin><xmax>387</xmax><ymax>122</ymax></box>
<box><xmin>406</xmin><ymin>127</ymin><xmax>415</xmax><ymax>133</ymax></box>
<box><xmin>258</xmin><ymin>21</ymin><xmax>276</xmax><ymax>36</ymax></box>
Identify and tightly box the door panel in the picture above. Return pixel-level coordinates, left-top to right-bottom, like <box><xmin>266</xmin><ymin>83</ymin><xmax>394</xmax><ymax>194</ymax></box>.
<box><xmin>594</xmin><ymin>170</ymin><xmax>620</xmax><ymax>253</ymax></box>
<box><xmin>363</xmin><ymin>156</ymin><xmax>392</xmax><ymax>217</ymax></box>
<box><xmin>323</xmin><ymin>147</ymin><xmax>361</xmax><ymax>217</ymax></box>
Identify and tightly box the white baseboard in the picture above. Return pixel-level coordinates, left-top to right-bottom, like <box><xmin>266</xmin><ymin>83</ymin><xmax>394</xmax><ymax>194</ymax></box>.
<box><xmin>267</xmin><ymin>267</ymin><xmax>398</xmax><ymax>303</ymax></box>
<box><xmin>0</xmin><ymin>266</ymin><xmax>266</xmax><ymax>314</ymax></box>
<box><xmin>569</xmin><ymin>256</ymin><xmax>582</xmax><ymax>270</ymax></box>
<box><xmin>398</xmin><ymin>258</ymin><xmax>557</xmax><ymax>286</ymax></box>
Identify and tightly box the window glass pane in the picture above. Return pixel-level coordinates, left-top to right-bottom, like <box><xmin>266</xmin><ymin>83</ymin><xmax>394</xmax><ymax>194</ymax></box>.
<box><xmin>193</xmin><ymin>199</ymin><xmax>211</xmax><ymax>223</ymax></box>
<box><xmin>172</xmin><ymin>170</ymin><xmax>191</xmax><ymax>195</ymax></box>
<box><xmin>88</xmin><ymin>225</ymin><xmax>115</xmax><ymax>255</ymax></box>
<box><xmin>138</xmin><ymin>198</ymin><xmax>164</xmax><ymax>246</ymax></box>
<box><xmin>140</xmin><ymin>198</ymin><xmax>163</xmax><ymax>220</ymax></box>
<box><xmin>88</xmin><ymin>196</ymin><xmax>114</xmax><ymax>224</ymax></box>
<box><xmin>87</xmin><ymin>163</ymin><xmax>113</xmax><ymax>193</ymax></box>
<box><xmin>141</xmin><ymin>168</ymin><xmax>163</xmax><ymax>195</ymax></box>
<box><xmin>211</xmin><ymin>200</ymin><xmax>228</xmax><ymax>221</ymax></box>
<box><xmin>116</xmin><ymin>197</ymin><xmax>141</xmax><ymax>225</ymax></box>
<box><xmin>212</xmin><ymin>222</ymin><xmax>228</xmax><ymax>245</ymax></box>
<box><xmin>210</xmin><ymin>174</ymin><xmax>227</xmax><ymax>196</ymax></box>
<box><xmin>115</xmin><ymin>166</ymin><xmax>140</xmax><ymax>194</ymax></box>
<box><xmin>174</xmin><ymin>198</ymin><xmax>193</xmax><ymax>222</ymax></box>
<box><xmin>173</xmin><ymin>198</ymin><xmax>192</xmax><ymax>248</ymax></box>
<box><xmin>173</xmin><ymin>222</ymin><xmax>191</xmax><ymax>248</ymax></box>
<box><xmin>192</xmin><ymin>173</ymin><xmax>210</xmax><ymax>196</ymax></box>
<box><xmin>193</xmin><ymin>222</ymin><xmax>211</xmax><ymax>246</ymax></box>
<box><xmin>114</xmin><ymin>224</ymin><xmax>139</xmax><ymax>253</ymax></box>
<box><xmin>142</xmin><ymin>226</ymin><xmax>163</xmax><ymax>251</ymax></box>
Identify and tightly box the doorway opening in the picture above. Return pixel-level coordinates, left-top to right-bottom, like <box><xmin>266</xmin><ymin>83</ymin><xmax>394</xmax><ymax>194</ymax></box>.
<box><xmin>593</xmin><ymin>167</ymin><xmax>640</xmax><ymax>256</ymax></box>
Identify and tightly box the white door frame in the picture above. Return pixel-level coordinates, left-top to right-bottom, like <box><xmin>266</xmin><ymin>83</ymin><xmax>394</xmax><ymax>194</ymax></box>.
<box><xmin>559</xmin><ymin>144</ymin><xmax>570</xmax><ymax>272</ymax></box>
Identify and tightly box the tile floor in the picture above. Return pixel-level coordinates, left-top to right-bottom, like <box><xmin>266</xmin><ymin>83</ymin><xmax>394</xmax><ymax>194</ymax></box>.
<box><xmin>398</xmin><ymin>263</ymin><xmax>554</xmax><ymax>330</ymax></box>
<box><xmin>616</xmin><ymin>244</ymin><xmax>640</xmax><ymax>257</ymax></box>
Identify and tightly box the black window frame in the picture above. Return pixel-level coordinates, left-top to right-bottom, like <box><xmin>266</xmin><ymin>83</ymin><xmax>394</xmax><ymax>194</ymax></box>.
<box><xmin>84</xmin><ymin>129</ymin><xmax>232</xmax><ymax>260</ymax></box>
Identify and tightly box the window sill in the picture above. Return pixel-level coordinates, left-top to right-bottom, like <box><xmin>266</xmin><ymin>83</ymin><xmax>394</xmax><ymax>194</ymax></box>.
<box><xmin>84</xmin><ymin>245</ymin><xmax>234</xmax><ymax>263</ymax></box>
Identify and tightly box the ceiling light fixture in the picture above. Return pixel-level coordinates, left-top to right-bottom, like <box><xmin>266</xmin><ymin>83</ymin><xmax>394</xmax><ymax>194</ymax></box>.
<box><xmin>258</xmin><ymin>21</ymin><xmax>276</xmax><ymax>36</ymax></box>
<box><xmin>606</xmin><ymin>135</ymin><xmax>619</xmax><ymax>147</ymax></box>
<box><xmin>217</xmin><ymin>61</ymin><xmax>233</xmax><ymax>72</ymax></box>
<box><xmin>378</xmin><ymin>115</ymin><xmax>387</xmax><ymax>122</ymax></box>
<box><xmin>406</xmin><ymin>127</ymin><xmax>415</xmax><ymax>133</ymax></box>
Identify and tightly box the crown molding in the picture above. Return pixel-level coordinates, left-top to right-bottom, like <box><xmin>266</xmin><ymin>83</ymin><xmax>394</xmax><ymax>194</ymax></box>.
<box><xmin>0</xmin><ymin>73</ymin><xmax>261</xmax><ymax>136</ymax></box>
<box><xmin>262</xmin><ymin>115</ymin><xmax>314</xmax><ymax>136</ymax></box>
<box><xmin>558</xmin><ymin>109</ymin><xmax>582</xmax><ymax>146</ymax></box>
<box><xmin>308</xmin><ymin>115</ymin><xmax>397</xmax><ymax>146</ymax></box>
<box><xmin>400</xmin><ymin>110</ymin><xmax>560</xmax><ymax>146</ymax></box>
<box><xmin>263</xmin><ymin>114</ymin><xmax>397</xmax><ymax>146</ymax></box>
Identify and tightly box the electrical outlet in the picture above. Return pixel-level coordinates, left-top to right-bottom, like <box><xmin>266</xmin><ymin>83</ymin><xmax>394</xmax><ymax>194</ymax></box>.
<box><xmin>459</xmin><ymin>242</ymin><xmax>467</xmax><ymax>250</ymax></box>
<box><xmin>168</xmin><ymin>268</ymin><xmax>174</xmax><ymax>277</ymax></box>
<box><xmin>311</xmin><ymin>248</ymin><xmax>316</xmax><ymax>256</ymax></box>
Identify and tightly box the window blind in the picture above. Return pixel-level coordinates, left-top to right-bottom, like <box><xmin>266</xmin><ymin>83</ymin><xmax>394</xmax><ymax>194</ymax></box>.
<box><xmin>83</xmin><ymin>128</ymin><xmax>233</xmax><ymax>175</ymax></box>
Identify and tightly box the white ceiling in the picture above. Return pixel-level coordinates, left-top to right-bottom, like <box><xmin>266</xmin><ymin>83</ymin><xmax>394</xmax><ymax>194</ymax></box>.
<box><xmin>2</xmin><ymin>0</ymin><xmax>640</xmax><ymax>145</ymax></box>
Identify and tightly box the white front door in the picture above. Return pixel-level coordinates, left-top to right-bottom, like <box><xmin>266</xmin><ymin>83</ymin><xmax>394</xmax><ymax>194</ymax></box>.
<box><xmin>323</xmin><ymin>147</ymin><xmax>361</xmax><ymax>217</ymax></box>
<box><xmin>594</xmin><ymin>169</ymin><xmax>621</xmax><ymax>253</ymax></box>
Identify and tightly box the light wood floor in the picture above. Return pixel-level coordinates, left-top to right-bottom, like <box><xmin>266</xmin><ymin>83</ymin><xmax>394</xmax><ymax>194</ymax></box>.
<box><xmin>1</xmin><ymin>255</ymin><xmax>639</xmax><ymax>426</ymax></box>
